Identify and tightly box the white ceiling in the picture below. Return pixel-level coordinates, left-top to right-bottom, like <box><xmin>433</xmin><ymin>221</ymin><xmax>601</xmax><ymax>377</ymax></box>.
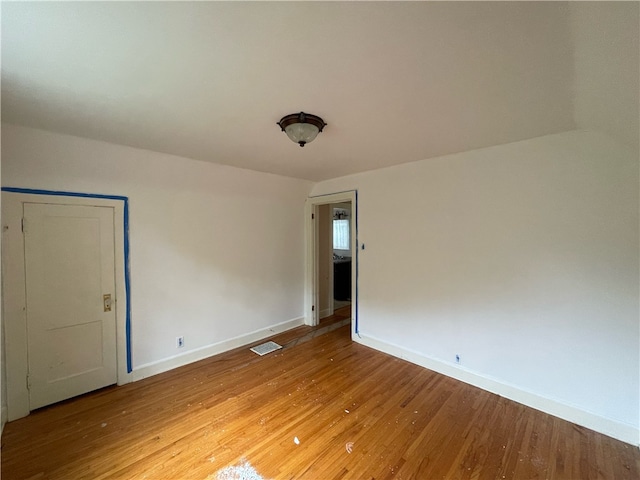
<box><xmin>2</xmin><ymin>2</ymin><xmax>576</xmax><ymax>181</ymax></box>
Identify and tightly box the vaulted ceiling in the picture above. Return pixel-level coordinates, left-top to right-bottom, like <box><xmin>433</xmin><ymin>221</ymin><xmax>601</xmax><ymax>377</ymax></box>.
<box><xmin>1</xmin><ymin>2</ymin><xmax>581</xmax><ymax>181</ymax></box>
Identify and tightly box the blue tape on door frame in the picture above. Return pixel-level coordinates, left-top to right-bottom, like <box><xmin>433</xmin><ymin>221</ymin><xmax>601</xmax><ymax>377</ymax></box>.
<box><xmin>2</xmin><ymin>187</ymin><xmax>133</xmax><ymax>373</ymax></box>
<box><xmin>354</xmin><ymin>190</ymin><xmax>359</xmax><ymax>336</ymax></box>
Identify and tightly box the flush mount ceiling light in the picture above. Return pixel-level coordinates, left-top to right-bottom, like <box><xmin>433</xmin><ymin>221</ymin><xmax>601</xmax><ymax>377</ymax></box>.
<box><xmin>277</xmin><ymin>112</ymin><xmax>327</xmax><ymax>147</ymax></box>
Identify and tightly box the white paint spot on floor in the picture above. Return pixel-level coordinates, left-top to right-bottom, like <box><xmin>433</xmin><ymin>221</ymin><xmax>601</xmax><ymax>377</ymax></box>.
<box><xmin>294</xmin><ymin>436</ymin><xmax>300</xmax><ymax>445</ymax></box>
<box><xmin>346</xmin><ymin>442</ymin><xmax>354</xmax><ymax>454</ymax></box>
<box><xmin>101</xmin><ymin>423</ymin><xmax>107</xmax><ymax>428</ymax></box>
<box><xmin>214</xmin><ymin>460</ymin><xmax>266</xmax><ymax>480</ymax></box>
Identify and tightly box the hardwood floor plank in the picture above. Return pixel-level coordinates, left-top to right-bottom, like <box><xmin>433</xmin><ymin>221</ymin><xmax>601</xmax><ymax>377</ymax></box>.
<box><xmin>2</xmin><ymin>323</ymin><xmax>638</xmax><ymax>480</ymax></box>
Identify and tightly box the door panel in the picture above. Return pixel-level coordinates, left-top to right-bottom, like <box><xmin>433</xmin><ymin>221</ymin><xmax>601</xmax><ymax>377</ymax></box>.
<box><xmin>24</xmin><ymin>203</ymin><xmax>117</xmax><ymax>409</ymax></box>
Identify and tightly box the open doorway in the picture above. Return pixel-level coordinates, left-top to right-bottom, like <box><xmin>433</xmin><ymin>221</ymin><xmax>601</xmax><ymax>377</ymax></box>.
<box><xmin>305</xmin><ymin>191</ymin><xmax>357</xmax><ymax>337</ymax></box>
<box><xmin>318</xmin><ymin>203</ymin><xmax>352</xmax><ymax>324</ymax></box>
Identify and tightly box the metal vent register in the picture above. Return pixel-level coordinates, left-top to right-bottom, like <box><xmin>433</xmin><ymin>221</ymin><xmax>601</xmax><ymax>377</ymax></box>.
<box><xmin>250</xmin><ymin>341</ymin><xmax>282</xmax><ymax>356</ymax></box>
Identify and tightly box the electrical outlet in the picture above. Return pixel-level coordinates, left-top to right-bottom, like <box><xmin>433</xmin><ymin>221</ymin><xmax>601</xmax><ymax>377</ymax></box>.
<box><xmin>176</xmin><ymin>336</ymin><xmax>184</xmax><ymax>348</ymax></box>
<box><xmin>455</xmin><ymin>354</ymin><xmax>460</xmax><ymax>364</ymax></box>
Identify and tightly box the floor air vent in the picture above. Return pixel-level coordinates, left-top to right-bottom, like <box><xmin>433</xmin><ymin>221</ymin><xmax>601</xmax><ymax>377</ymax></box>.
<box><xmin>250</xmin><ymin>341</ymin><xmax>282</xmax><ymax>356</ymax></box>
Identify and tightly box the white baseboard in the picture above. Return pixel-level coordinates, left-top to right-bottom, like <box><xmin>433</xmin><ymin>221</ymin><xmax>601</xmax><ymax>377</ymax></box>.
<box><xmin>319</xmin><ymin>308</ymin><xmax>333</xmax><ymax>319</ymax></box>
<box><xmin>131</xmin><ymin>317</ymin><xmax>304</xmax><ymax>382</ymax></box>
<box><xmin>356</xmin><ymin>334</ymin><xmax>639</xmax><ymax>447</ymax></box>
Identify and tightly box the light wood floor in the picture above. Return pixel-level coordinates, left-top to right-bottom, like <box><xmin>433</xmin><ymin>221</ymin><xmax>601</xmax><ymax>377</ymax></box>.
<box><xmin>319</xmin><ymin>304</ymin><xmax>351</xmax><ymax>327</ymax></box>
<box><xmin>2</xmin><ymin>318</ymin><xmax>638</xmax><ymax>479</ymax></box>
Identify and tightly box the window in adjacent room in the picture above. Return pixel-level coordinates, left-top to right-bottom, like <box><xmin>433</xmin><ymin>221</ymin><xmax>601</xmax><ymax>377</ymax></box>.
<box><xmin>333</xmin><ymin>209</ymin><xmax>350</xmax><ymax>250</ymax></box>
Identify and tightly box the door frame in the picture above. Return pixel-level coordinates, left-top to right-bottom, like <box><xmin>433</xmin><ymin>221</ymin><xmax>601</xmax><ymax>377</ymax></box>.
<box><xmin>2</xmin><ymin>189</ymin><xmax>132</xmax><ymax>421</ymax></box>
<box><xmin>305</xmin><ymin>190</ymin><xmax>358</xmax><ymax>336</ymax></box>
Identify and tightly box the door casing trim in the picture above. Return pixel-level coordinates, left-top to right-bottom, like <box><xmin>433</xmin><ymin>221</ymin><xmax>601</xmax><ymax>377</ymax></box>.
<box><xmin>2</xmin><ymin>188</ymin><xmax>132</xmax><ymax>421</ymax></box>
<box><xmin>304</xmin><ymin>190</ymin><xmax>358</xmax><ymax>336</ymax></box>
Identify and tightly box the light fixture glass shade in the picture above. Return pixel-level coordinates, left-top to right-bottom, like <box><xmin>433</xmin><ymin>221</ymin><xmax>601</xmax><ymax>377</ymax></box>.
<box><xmin>284</xmin><ymin>122</ymin><xmax>320</xmax><ymax>146</ymax></box>
<box><xmin>278</xmin><ymin>112</ymin><xmax>327</xmax><ymax>147</ymax></box>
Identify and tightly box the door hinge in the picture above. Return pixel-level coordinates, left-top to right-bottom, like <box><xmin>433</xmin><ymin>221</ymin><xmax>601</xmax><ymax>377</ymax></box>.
<box><xmin>21</xmin><ymin>217</ymin><xmax>26</xmax><ymax>233</ymax></box>
<box><xmin>312</xmin><ymin>213</ymin><xmax>315</xmax><ymax>220</ymax></box>
<box><xmin>26</xmin><ymin>374</ymin><xmax>31</xmax><ymax>390</ymax></box>
<box><xmin>312</xmin><ymin>305</ymin><xmax>315</xmax><ymax>311</ymax></box>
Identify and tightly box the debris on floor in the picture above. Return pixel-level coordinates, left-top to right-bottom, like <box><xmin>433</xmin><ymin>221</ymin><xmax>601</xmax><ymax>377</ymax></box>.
<box><xmin>214</xmin><ymin>460</ymin><xmax>266</xmax><ymax>480</ymax></box>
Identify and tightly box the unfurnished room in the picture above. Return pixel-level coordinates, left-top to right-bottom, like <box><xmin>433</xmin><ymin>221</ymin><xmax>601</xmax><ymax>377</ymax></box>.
<box><xmin>0</xmin><ymin>2</ymin><xmax>639</xmax><ymax>479</ymax></box>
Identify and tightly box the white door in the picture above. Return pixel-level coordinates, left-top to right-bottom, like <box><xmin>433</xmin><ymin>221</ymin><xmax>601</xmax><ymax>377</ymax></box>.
<box><xmin>23</xmin><ymin>203</ymin><xmax>117</xmax><ymax>409</ymax></box>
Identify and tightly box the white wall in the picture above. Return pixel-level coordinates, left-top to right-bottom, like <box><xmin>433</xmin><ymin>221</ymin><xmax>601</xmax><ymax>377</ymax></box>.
<box><xmin>1</xmin><ymin>321</ymin><xmax>5</xmax><ymax>434</ymax></box>
<box><xmin>0</xmin><ymin>142</ymin><xmax>5</xmax><ymax>434</ymax></box>
<box><xmin>570</xmin><ymin>2</ymin><xmax>640</xmax><ymax>154</ymax></box>
<box><xmin>1</xmin><ymin>124</ymin><xmax>312</xmax><ymax>373</ymax></box>
<box><xmin>311</xmin><ymin>130</ymin><xmax>639</xmax><ymax>445</ymax></box>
